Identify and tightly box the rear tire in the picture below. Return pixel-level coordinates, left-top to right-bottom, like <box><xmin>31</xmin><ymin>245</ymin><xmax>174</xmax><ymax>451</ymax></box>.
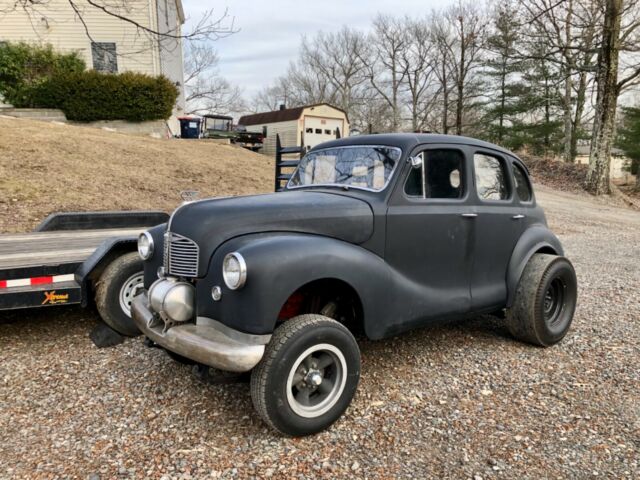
<box><xmin>95</xmin><ymin>252</ymin><xmax>144</xmax><ymax>337</ymax></box>
<box><xmin>250</xmin><ymin>314</ymin><xmax>360</xmax><ymax>436</ymax></box>
<box><xmin>507</xmin><ymin>254</ymin><xmax>577</xmax><ymax>347</ymax></box>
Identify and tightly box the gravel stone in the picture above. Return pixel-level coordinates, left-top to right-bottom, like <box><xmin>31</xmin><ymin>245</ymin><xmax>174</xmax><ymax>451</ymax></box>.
<box><xmin>0</xmin><ymin>186</ymin><xmax>638</xmax><ymax>479</ymax></box>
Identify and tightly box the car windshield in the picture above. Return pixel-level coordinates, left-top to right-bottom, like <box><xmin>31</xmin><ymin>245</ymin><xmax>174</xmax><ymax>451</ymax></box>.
<box><xmin>287</xmin><ymin>146</ymin><xmax>402</xmax><ymax>191</ymax></box>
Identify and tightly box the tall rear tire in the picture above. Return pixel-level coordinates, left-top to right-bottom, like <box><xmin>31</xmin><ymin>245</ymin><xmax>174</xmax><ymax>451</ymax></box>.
<box><xmin>250</xmin><ymin>314</ymin><xmax>360</xmax><ymax>436</ymax></box>
<box><xmin>507</xmin><ymin>253</ymin><xmax>577</xmax><ymax>347</ymax></box>
<box><xmin>95</xmin><ymin>252</ymin><xmax>144</xmax><ymax>337</ymax></box>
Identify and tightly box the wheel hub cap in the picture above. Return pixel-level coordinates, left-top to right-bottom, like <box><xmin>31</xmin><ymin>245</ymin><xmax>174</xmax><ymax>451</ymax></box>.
<box><xmin>286</xmin><ymin>343</ymin><xmax>348</xmax><ymax>418</ymax></box>
<box><xmin>306</xmin><ymin>370</ymin><xmax>323</xmax><ymax>387</ymax></box>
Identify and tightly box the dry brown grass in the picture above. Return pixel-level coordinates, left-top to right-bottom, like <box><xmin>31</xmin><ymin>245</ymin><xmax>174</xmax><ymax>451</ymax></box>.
<box><xmin>0</xmin><ymin>117</ymin><xmax>274</xmax><ymax>233</ymax></box>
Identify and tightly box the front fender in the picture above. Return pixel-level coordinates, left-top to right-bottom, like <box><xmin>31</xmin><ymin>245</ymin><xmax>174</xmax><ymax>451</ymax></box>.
<box><xmin>506</xmin><ymin>225</ymin><xmax>564</xmax><ymax>307</ymax></box>
<box><xmin>195</xmin><ymin>233</ymin><xmax>392</xmax><ymax>337</ymax></box>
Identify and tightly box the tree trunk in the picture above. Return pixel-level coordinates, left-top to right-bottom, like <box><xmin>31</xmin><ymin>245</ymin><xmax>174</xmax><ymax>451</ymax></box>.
<box><xmin>442</xmin><ymin>60</ymin><xmax>449</xmax><ymax>134</ymax></box>
<box><xmin>498</xmin><ymin>61</ymin><xmax>506</xmax><ymax>142</ymax></box>
<box><xmin>562</xmin><ymin>70</ymin><xmax>574</xmax><ymax>163</ymax></box>
<box><xmin>586</xmin><ymin>0</ymin><xmax>622</xmax><ymax>196</ymax></box>
<box><xmin>562</xmin><ymin>0</ymin><xmax>574</xmax><ymax>164</ymax></box>
<box><xmin>571</xmin><ymin>70</ymin><xmax>588</xmax><ymax>160</ymax></box>
<box><xmin>456</xmin><ymin>17</ymin><xmax>465</xmax><ymax>136</ymax></box>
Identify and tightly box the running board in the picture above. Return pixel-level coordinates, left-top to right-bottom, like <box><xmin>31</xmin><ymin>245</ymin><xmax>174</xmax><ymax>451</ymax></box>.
<box><xmin>0</xmin><ymin>281</ymin><xmax>81</xmax><ymax>310</ymax></box>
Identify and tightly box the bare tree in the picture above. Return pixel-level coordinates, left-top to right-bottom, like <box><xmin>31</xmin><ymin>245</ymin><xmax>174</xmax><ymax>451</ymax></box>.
<box><xmin>444</xmin><ymin>1</ymin><xmax>486</xmax><ymax>135</ymax></box>
<box><xmin>430</xmin><ymin>11</ymin><xmax>456</xmax><ymax>134</ymax></box>
<box><xmin>401</xmin><ymin>17</ymin><xmax>439</xmax><ymax>132</ymax></box>
<box><xmin>183</xmin><ymin>43</ymin><xmax>244</xmax><ymax>115</ymax></box>
<box><xmin>362</xmin><ymin>15</ymin><xmax>408</xmax><ymax>132</ymax></box>
<box><xmin>300</xmin><ymin>27</ymin><xmax>369</xmax><ymax>118</ymax></box>
<box><xmin>519</xmin><ymin>0</ymin><xmax>601</xmax><ymax>163</ymax></box>
<box><xmin>586</xmin><ymin>0</ymin><xmax>640</xmax><ymax>194</ymax></box>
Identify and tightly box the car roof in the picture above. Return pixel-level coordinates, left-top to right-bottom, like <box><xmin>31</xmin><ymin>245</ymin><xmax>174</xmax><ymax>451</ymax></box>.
<box><xmin>314</xmin><ymin>133</ymin><xmax>524</xmax><ymax>165</ymax></box>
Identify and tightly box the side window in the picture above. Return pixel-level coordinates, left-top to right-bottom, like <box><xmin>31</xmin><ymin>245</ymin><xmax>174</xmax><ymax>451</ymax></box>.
<box><xmin>404</xmin><ymin>149</ymin><xmax>464</xmax><ymax>199</ymax></box>
<box><xmin>512</xmin><ymin>162</ymin><xmax>532</xmax><ymax>202</ymax></box>
<box><xmin>474</xmin><ymin>153</ymin><xmax>508</xmax><ymax>201</ymax></box>
<box><xmin>91</xmin><ymin>42</ymin><xmax>118</xmax><ymax>73</ymax></box>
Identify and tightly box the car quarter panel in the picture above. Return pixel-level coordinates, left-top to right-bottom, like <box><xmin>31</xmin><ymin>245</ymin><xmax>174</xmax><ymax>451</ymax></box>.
<box><xmin>506</xmin><ymin>224</ymin><xmax>564</xmax><ymax>307</ymax></box>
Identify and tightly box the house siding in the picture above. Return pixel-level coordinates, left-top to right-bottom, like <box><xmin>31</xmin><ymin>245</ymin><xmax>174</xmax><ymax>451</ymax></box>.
<box><xmin>246</xmin><ymin>120</ymin><xmax>300</xmax><ymax>157</ymax></box>
<box><xmin>0</xmin><ymin>0</ymin><xmax>160</xmax><ymax>76</ymax></box>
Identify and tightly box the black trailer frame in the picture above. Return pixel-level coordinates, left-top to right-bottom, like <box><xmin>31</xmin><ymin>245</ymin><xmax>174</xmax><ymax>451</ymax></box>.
<box><xmin>0</xmin><ymin>211</ymin><xmax>168</xmax><ymax>312</ymax></box>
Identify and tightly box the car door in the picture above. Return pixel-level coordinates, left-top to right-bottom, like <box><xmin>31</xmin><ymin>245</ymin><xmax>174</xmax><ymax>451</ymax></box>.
<box><xmin>385</xmin><ymin>145</ymin><xmax>474</xmax><ymax>328</ymax></box>
<box><xmin>469</xmin><ymin>150</ymin><xmax>524</xmax><ymax>311</ymax></box>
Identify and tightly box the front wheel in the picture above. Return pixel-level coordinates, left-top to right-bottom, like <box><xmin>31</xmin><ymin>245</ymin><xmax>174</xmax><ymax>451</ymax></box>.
<box><xmin>507</xmin><ymin>253</ymin><xmax>577</xmax><ymax>347</ymax></box>
<box><xmin>250</xmin><ymin>314</ymin><xmax>360</xmax><ymax>436</ymax></box>
<box><xmin>95</xmin><ymin>252</ymin><xmax>144</xmax><ymax>337</ymax></box>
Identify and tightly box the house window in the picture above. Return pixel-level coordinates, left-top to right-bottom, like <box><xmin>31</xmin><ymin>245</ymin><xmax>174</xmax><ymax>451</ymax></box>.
<box><xmin>324</xmin><ymin>129</ymin><xmax>331</xmax><ymax>135</ymax></box>
<box><xmin>315</xmin><ymin>128</ymin><xmax>322</xmax><ymax>134</ymax></box>
<box><xmin>91</xmin><ymin>42</ymin><xmax>118</xmax><ymax>73</ymax></box>
<box><xmin>306</xmin><ymin>128</ymin><xmax>313</xmax><ymax>133</ymax></box>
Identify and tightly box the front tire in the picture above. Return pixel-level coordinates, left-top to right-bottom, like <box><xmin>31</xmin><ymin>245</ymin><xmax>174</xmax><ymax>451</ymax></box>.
<box><xmin>250</xmin><ymin>314</ymin><xmax>360</xmax><ymax>436</ymax></box>
<box><xmin>95</xmin><ymin>252</ymin><xmax>144</xmax><ymax>337</ymax></box>
<box><xmin>507</xmin><ymin>254</ymin><xmax>577</xmax><ymax>347</ymax></box>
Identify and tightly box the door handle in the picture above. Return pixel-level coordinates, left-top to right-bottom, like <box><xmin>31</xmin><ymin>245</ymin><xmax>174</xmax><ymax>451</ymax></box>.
<box><xmin>460</xmin><ymin>213</ymin><xmax>478</xmax><ymax>218</ymax></box>
<box><xmin>512</xmin><ymin>214</ymin><xmax>525</xmax><ymax>220</ymax></box>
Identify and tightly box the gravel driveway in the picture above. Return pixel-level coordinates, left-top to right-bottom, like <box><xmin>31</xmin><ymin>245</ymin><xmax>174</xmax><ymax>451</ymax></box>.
<box><xmin>1</xmin><ymin>186</ymin><xmax>638</xmax><ymax>479</ymax></box>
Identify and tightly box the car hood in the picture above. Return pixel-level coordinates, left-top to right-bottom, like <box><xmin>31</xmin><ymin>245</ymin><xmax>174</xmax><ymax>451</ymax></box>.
<box><xmin>168</xmin><ymin>190</ymin><xmax>374</xmax><ymax>276</ymax></box>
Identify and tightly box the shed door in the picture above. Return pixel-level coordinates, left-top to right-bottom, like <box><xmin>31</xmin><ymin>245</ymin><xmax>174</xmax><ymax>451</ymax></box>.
<box><xmin>303</xmin><ymin>116</ymin><xmax>342</xmax><ymax>150</ymax></box>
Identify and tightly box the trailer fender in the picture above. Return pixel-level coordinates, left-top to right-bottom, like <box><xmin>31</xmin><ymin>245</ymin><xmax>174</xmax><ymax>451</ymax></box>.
<box><xmin>75</xmin><ymin>237</ymin><xmax>138</xmax><ymax>307</ymax></box>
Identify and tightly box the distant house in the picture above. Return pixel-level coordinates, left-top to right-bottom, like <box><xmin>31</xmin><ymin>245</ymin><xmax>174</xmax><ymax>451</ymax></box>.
<box><xmin>0</xmin><ymin>0</ymin><xmax>186</xmax><ymax>132</ymax></box>
<box><xmin>575</xmin><ymin>145</ymin><xmax>631</xmax><ymax>180</ymax></box>
<box><xmin>239</xmin><ymin>103</ymin><xmax>350</xmax><ymax>157</ymax></box>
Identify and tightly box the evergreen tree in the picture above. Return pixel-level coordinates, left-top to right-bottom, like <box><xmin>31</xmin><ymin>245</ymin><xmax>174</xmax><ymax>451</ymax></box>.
<box><xmin>482</xmin><ymin>2</ymin><xmax>526</xmax><ymax>147</ymax></box>
<box><xmin>616</xmin><ymin>106</ymin><xmax>640</xmax><ymax>191</ymax></box>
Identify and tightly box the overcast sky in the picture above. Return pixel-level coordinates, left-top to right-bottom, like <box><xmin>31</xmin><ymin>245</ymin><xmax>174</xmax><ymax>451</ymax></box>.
<box><xmin>182</xmin><ymin>0</ymin><xmax>449</xmax><ymax>102</ymax></box>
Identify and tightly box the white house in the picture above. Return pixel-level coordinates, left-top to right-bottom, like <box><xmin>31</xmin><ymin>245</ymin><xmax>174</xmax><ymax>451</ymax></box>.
<box><xmin>0</xmin><ymin>0</ymin><xmax>186</xmax><ymax>132</ymax></box>
<box><xmin>239</xmin><ymin>104</ymin><xmax>350</xmax><ymax>157</ymax></box>
<box><xmin>575</xmin><ymin>145</ymin><xmax>631</xmax><ymax>181</ymax></box>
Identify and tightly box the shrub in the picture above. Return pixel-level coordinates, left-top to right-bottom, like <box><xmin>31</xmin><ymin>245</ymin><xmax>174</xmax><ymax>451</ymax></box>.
<box><xmin>0</xmin><ymin>42</ymin><xmax>85</xmax><ymax>106</ymax></box>
<box><xmin>30</xmin><ymin>71</ymin><xmax>179</xmax><ymax>122</ymax></box>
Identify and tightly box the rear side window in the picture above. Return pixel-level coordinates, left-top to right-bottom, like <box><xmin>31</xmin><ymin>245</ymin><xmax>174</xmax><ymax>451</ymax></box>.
<box><xmin>404</xmin><ymin>149</ymin><xmax>464</xmax><ymax>199</ymax></box>
<box><xmin>512</xmin><ymin>163</ymin><xmax>532</xmax><ymax>202</ymax></box>
<box><xmin>474</xmin><ymin>153</ymin><xmax>509</xmax><ymax>201</ymax></box>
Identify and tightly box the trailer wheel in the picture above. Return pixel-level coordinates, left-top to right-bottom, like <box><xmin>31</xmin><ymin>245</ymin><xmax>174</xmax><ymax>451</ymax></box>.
<box><xmin>95</xmin><ymin>252</ymin><xmax>144</xmax><ymax>337</ymax></box>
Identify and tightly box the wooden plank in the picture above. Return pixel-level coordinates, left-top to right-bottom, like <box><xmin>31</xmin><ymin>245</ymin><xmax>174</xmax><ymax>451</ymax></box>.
<box><xmin>0</xmin><ymin>228</ymin><xmax>144</xmax><ymax>270</ymax></box>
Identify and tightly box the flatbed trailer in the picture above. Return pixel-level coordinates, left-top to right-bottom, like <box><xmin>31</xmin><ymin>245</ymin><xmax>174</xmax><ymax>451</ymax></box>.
<box><xmin>0</xmin><ymin>211</ymin><xmax>168</xmax><ymax>334</ymax></box>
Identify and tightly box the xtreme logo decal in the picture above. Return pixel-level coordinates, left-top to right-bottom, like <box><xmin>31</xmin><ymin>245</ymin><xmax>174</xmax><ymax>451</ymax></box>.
<box><xmin>42</xmin><ymin>291</ymin><xmax>70</xmax><ymax>305</ymax></box>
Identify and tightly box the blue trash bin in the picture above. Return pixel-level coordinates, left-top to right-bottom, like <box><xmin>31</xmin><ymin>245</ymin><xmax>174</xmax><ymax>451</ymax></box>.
<box><xmin>178</xmin><ymin>117</ymin><xmax>202</xmax><ymax>139</ymax></box>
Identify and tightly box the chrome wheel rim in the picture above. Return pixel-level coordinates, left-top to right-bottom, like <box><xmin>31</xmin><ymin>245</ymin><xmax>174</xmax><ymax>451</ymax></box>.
<box><xmin>119</xmin><ymin>272</ymin><xmax>144</xmax><ymax>317</ymax></box>
<box><xmin>286</xmin><ymin>343</ymin><xmax>347</xmax><ymax>418</ymax></box>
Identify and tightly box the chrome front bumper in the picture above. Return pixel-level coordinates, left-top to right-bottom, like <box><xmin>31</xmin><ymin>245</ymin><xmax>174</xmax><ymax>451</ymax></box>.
<box><xmin>131</xmin><ymin>294</ymin><xmax>269</xmax><ymax>372</ymax></box>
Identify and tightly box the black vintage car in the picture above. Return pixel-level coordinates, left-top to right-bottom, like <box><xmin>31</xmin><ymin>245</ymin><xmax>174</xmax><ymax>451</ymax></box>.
<box><xmin>131</xmin><ymin>134</ymin><xmax>577</xmax><ymax>436</ymax></box>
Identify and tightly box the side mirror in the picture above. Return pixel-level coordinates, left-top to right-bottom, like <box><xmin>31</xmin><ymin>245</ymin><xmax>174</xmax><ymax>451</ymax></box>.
<box><xmin>409</xmin><ymin>156</ymin><xmax>423</xmax><ymax>169</ymax></box>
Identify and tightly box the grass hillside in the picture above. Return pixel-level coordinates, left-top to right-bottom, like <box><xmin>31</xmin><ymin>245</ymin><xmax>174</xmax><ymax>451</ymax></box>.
<box><xmin>0</xmin><ymin>117</ymin><xmax>274</xmax><ymax>233</ymax></box>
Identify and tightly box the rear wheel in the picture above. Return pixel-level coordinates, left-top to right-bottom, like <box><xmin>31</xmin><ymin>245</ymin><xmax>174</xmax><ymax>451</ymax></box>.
<box><xmin>507</xmin><ymin>254</ymin><xmax>577</xmax><ymax>346</ymax></box>
<box><xmin>250</xmin><ymin>314</ymin><xmax>360</xmax><ymax>436</ymax></box>
<box><xmin>95</xmin><ymin>252</ymin><xmax>144</xmax><ymax>337</ymax></box>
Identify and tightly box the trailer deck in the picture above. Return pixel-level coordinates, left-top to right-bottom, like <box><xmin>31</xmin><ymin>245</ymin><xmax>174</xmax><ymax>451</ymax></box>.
<box><xmin>0</xmin><ymin>211</ymin><xmax>169</xmax><ymax>312</ymax></box>
<box><xmin>0</xmin><ymin>228</ymin><xmax>143</xmax><ymax>270</ymax></box>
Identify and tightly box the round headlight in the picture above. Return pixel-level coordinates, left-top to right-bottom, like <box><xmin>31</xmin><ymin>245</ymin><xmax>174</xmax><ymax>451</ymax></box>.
<box><xmin>222</xmin><ymin>252</ymin><xmax>247</xmax><ymax>290</ymax></box>
<box><xmin>138</xmin><ymin>232</ymin><xmax>154</xmax><ymax>260</ymax></box>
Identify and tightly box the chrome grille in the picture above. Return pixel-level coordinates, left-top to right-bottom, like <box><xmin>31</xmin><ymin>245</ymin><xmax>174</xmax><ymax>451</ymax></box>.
<box><xmin>165</xmin><ymin>232</ymin><xmax>199</xmax><ymax>277</ymax></box>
